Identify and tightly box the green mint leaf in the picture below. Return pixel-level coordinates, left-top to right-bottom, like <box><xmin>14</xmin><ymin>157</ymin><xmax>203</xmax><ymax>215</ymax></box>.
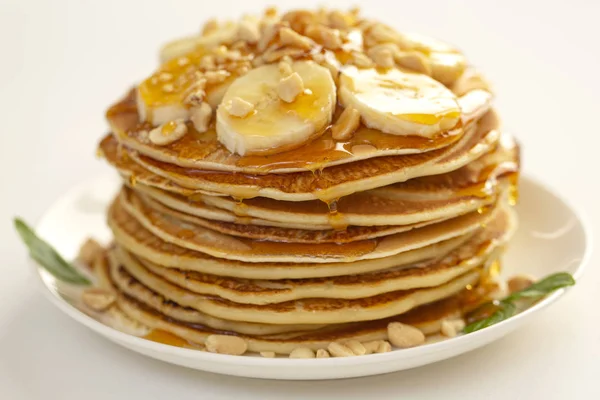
<box><xmin>463</xmin><ymin>301</ymin><xmax>516</xmax><ymax>333</ymax></box>
<box><xmin>14</xmin><ymin>218</ymin><xmax>91</xmax><ymax>285</ymax></box>
<box><xmin>504</xmin><ymin>272</ymin><xmax>575</xmax><ymax>302</ymax></box>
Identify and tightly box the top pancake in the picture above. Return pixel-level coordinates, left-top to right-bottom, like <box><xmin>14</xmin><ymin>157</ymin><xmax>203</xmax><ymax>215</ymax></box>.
<box><xmin>107</xmin><ymin>88</ymin><xmax>493</xmax><ymax>174</ymax></box>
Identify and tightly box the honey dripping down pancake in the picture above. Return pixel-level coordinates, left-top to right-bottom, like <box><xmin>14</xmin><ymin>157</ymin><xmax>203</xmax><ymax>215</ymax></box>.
<box><xmin>85</xmin><ymin>6</ymin><xmax>523</xmax><ymax>356</ymax></box>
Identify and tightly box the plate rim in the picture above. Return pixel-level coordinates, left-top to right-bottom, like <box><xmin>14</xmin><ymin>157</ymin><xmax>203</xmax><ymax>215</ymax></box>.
<box><xmin>30</xmin><ymin>173</ymin><xmax>593</xmax><ymax>368</ymax></box>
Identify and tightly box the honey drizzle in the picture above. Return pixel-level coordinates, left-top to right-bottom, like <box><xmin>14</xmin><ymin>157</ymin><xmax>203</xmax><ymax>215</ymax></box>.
<box><xmin>143</xmin><ymin>329</ymin><xmax>198</xmax><ymax>348</ymax></box>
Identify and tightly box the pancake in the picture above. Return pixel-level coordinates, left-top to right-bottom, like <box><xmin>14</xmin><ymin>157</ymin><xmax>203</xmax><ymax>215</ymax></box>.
<box><xmin>96</xmin><ymin>254</ymin><xmax>327</xmax><ymax>336</ymax></box>
<box><xmin>108</xmin><ymin>204</ymin><xmax>476</xmax><ymax>279</ymax></box>
<box><xmin>98</xmin><ymin>251</ymin><xmax>498</xmax><ymax>354</ymax></box>
<box><xmin>115</xmin><ymin>187</ymin><xmax>499</xmax><ymax>263</ymax></box>
<box><xmin>137</xmin><ymin>135</ymin><xmax>517</xmax><ymax>228</ymax></box>
<box><xmin>137</xmin><ymin>189</ymin><xmax>450</xmax><ymax>243</ymax></box>
<box><xmin>107</xmin><ymin>87</ymin><xmax>493</xmax><ymax>174</ymax></box>
<box><xmin>109</xmin><ymin>247</ymin><xmax>482</xmax><ymax>324</ymax></box>
<box><xmin>114</xmin><ymin>206</ymin><xmax>513</xmax><ymax>305</ymax></box>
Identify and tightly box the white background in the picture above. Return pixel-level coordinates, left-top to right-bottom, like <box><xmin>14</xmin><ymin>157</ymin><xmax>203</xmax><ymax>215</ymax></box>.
<box><xmin>1</xmin><ymin>0</ymin><xmax>599</xmax><ymax>398</ymax></box>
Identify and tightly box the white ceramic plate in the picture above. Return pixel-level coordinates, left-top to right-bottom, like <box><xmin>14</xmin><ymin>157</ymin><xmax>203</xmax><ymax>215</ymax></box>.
<box><xmin>31</xmin><ymin>174</ymin><xmax>591</xmax><ymax>380</ymax></box>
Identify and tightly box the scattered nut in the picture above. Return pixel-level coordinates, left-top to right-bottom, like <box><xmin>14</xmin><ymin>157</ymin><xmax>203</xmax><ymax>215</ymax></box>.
<box><xmin>76</xmin><ymin>238</ymin><xmax>103</xmax><ymax>268</ymax></box>
<box><xmin>305</xmin><ymin>25</ymin><xmax>343</xmax><ymax>49</ymax></box>
<box><xmin>190</xmin><ymin>103</ymin><xmax>213</xmax><ymax>133</ymax></box>
<box><xmin>343</xmin><ymin>340</ymin><xmax>366</xmax><ymax>356</ymax></box>
<box><xmin>387</xmin><ymin>322</ymin><xmax>425</xmax><ymax>348</ymax></box>
<box><xmin>260</xmin><ymin>351</ymin><xmax>276</xmax><ymax>358</ymax></box>
<box><xmin>205</xmin><ymin>334</ymin><xmax>247</xmax><ymax>355</ymax></box>
<box><xmin>350</xmin><ymin>51</ymin><xmax>374</xmax><ymax>68</ymax></box>
<box><xmin>158</xmin><ymin>72</ymin><xmax>173</xmax><ymax>82</ymax></box>
<box><xmin>332</xmin><ymin>106</ymin><xmax>361</xmax><ymax>140</ymax></box>
<box><xmin>277</xmin><ymin>72</ymin><xmax>304</xmax><ymax>103</ymax></box>
<box><xmin>225</xmin><ymin>97</ymin><xmax>255</xmax><ymax>117</ymax></box>
<box><xmin>508</xmin><ymin>274</ymin><xmax>536</xmax><ymax>294</ymax></box>
<box><xmin>327</xmin><ymin>341</ymin><xmax>355</xmax><ymax>357</ymax></box>
<box><xmin>237</xmin><ymin>20</ymin><xmax>260</xmax><ymax>44</ymax></box>
<box><xmin>396</xmin><ymin>51</ymin><xmax>431</xmax><ymax>75</ymax></box>
<box><xmin>362</xmin><ymin>340</ymin><xmax>382</xmax><ymax>355</ymax></box>
<box><xmin>82</xmin><ymin>288</ymin><xmax>115</xmax><ymax>312</ymax></box>
<box><xmin>202</xmin><ymin>18</ymin><xmax>219</xmax><ymax>36</ymax></box>
<box><xmin>368</xmin><ymin>43</ymin><xmax>400</xmax><ymax>68</ymax></box>
<box><xmin>149</xmin><ymin>119</ymin><xmax>188</xmax><ymax>146</ymax></box>
<box><xmin>441</xmin><ymin>319</ymin><xmax>466</xmax><ymax>338</ymax></box>
<box><xmin>281</xmin><ymin>10</ymin><xmax>314</xmax><ymax>32</ymax></box>
<box><xmin>279</xmin><ymin>27</ymin><xmax>314</xmax><ymax>50</ymax></box>
<box><xmin>376</xmin><ymin>340</ymin><xmax>393</xmax><ymax>353</ymax></box>
<box><xmin>316</xmin><ymin>348</ymin><xmax>330</xmax><ymax>358</ymax></box>
<box><xmin>289</xmin><ymin>347</ymin><xmax>315</xmax><ymax>359</ymax></box>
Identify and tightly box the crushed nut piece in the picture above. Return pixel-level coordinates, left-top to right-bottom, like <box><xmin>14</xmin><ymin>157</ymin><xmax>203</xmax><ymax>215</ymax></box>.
<box><xmin>226</xmin><ymin>97</ymin><xmax>255</xmax><ymax>117</ymax></box>
<box><xmin>149</xmin><ymin>119</ymin><xmax>188</xmax><ymax>146</ymax></box>
<box><xmin>316</xmin><ymin>348</ymin><xmax>330</xmax><ymax>358</ymax></box>
<box><xmin>376</xmin><ymin>340</ymin><xmax>392</xmax><ymax>353</ymax></box>
<box><xmin>257</xmin><ymin>21</ymin><xmax>282</xmax><ymax>52</ymax></box>
<box><xmin>368</xmin><ymin>24</ymin><xmax>400</xmax><ymax>44</ymax></box>
<box><xmin>327</xmin><ymin>342</ymin><xmax>355</xmax><ymax>357</ymax></box>
<box><xmin>396</xmin><ymin>51</ymin><xmax>431</xmax><ymax>75</ymax></box>
<box><xmin>183</xmin><ymin>76</ymin><xmax>207</xmax><ymax>106</ymax></box>
<box><xmin>387</xmin><ymin>322</ymin><xmax>425</xmax><ymax>348</ymax></box>
<box><xmin>76</xmin><ymin>238</ymin><xmax>103</xmax><ymax>268</ymax></box>
<box><xmin>161</xmin><ymin>83</ymin><xmax>175</xmax><ymax>93</ymax></box>
<box><xmin>344</xmin><ymin>340</ymin><xmax>366</xmax><ymax>356</ymax></box>
<box><xmin>362</xmin><ymin>340</ymin><xmax>383</xmax><ymax>355</ymax></box>
<box><xmin>158</xmin><ymin>72</ymin><xmax>172</xmax><ymax>82</ymax></box>
<box><xmin>277</xmin><ymin>72</ymin><xmax>304</xmax><ymax>103</ymax></box>
<box><xmin>82</xmin><ymin>288</ymin><xmax>115</xmax><ymax>312</ymax></box>
<box><xmin>262</xmin><ymin>46</ymin><xmax>306</xmax><ymax>63</ymax></box>
<box><xmin>329</xmin><ymin>10</ymin><xmax>352</xmax><ymax>29</ymax></box>
<box><xmin>278</xmin><ymin>58</ymin><xmax>293</xmax><ymax>76</ymax></box>
<box><xmin>289</xmin><ymin>347</ymin><xmax>315</xmax><ymax>359</ymax></box>
<box><xmin>350</xmin><ymin>51</ymin><xmax>374</xmax><ymax>68</ymax></box>
<box><xmin>508</xmin><ymin>274</ymin><xmax>535</xmax><ymax>294</ymax></box>
<box><xmin>190</xmin><ymin>103</ymin><xmax>213</xmax><ymax>133</ymax></box>
<box><xmin>332</xmin><ymin>106</ymin><xmax>361</xmax><ymax>140</ymax></box>
<box><xmin>281</xmin><ymin>10</ymin><xmax>314</xmax><ymax>32</ymax></box>
<box><xmin>441</xmin><ymin>319</ymin><xmax>466</xmax><ymax>338</ymax></box>
<box><xmin>199</xmin><ymin>55</ymin><xmax>216</xmax><ymax>70</ymax></box>
<box><xmin>368</xmin><ymin>43</ymin><xmax>400</xmax><ymax>68</ymax></box>
<box><xmin>305</xmin><ymin>25</ymin><xmax>343</xmax><ymax>49</ymax></box>
<box><xmin>205</xmin><ymin>334</ymin><xmax>247</xmax><ymax>355</ymax></box>
<box><xmin>260</xmin><ymin>351</ymin><xmax>276</xmax><ymax>358</ymax></box>
<box><xmin>264</xmin><ymin>6</ymin><xmax>278</xmax><ymax>18</ymax></box>
<box><xmin>204</xmin><ymin>70</ymin><xmax>230</xmax><ymax>84</ymax></box>
<box><xmin>279</xmin><ymin>27</ymin><xmax>314</xmax><ymax>50</ymax></box>
<box><xmin>238</xmin><ymin>20</ymin><xmax>260</xmax><ymax>44</ymax></box>
<box><xmin>202</xmin><ymin>19</ymin><xmax>219</xmax><ymax>36</ymax></box>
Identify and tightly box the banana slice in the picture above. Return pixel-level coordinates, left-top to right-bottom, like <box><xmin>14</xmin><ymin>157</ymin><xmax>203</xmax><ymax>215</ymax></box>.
<box><xmin>216</xmin><ymin>60</ymin><xmax>336</xmax><ymax>156</ymax></box>
<box><xmin>338</xmin><ymin>66</ymin><xmax>461</xmax><ymax>138</ymax></box>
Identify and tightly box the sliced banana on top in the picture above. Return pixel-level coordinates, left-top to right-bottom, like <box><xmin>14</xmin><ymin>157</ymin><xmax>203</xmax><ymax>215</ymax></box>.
<box><xmin>338</xmin><ymin>66</ymin><xmax>461</xmax><ymax>138</ymax></box>
<box><xmin>216</xmin><ymin>60</ymin><xmax>336</xmax><ymax>156</ymax></box>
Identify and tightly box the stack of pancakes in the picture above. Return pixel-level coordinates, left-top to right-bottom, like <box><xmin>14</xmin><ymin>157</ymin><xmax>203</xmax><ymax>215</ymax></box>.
<box><xmin>95</xmin><ymin>9</ymin><xmax>520</xmax><ymax>355</ymax></box>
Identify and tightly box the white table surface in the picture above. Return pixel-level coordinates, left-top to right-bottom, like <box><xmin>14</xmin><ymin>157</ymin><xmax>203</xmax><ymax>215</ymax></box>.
<box><xmin>1</xmin><ymin>0</ymin><xmax>599</xmax><ymax>398</ymax></box>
